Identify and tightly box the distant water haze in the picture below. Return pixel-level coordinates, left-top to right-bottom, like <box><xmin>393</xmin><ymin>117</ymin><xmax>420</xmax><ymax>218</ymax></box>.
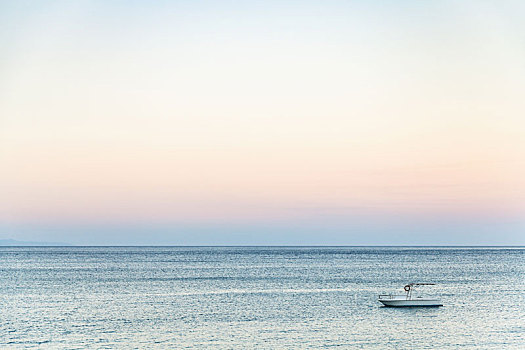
<box><xmin>0</xmin><ymin>239</ymin><xmax>70</xmax><ymax>246</ymax></box>
<box><xmin>1</xmin><ymin>1</ymin><xmax>524</xmax><ymax>245</ymax></box>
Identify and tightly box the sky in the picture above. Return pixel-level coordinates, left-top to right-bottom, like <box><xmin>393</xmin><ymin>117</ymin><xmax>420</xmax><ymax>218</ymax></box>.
<box><xmin>1</xmin><ymin>0</ymin><xmax>524</xmax><ymax>245</ymax></box>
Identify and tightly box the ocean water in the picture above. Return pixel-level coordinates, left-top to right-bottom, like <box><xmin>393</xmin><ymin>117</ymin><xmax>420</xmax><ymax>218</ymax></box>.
<box><xmin>1</xmin><ymin>247</ymin><xmax>524</xmax><ymax>349</ymax></box>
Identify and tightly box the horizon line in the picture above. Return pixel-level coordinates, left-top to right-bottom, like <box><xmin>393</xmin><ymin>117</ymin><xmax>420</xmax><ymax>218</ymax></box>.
<box><xmin>1</xmin><ymin>245</ymin><xmax>524</xmax><ymax>248</ymax></box>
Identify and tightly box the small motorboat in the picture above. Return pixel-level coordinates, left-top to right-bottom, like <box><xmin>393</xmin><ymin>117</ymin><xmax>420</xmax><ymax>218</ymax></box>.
<box><xmin>378</xmin><ymin>283</ymin><xmax>443</xmax><ymax>307</ymax></box>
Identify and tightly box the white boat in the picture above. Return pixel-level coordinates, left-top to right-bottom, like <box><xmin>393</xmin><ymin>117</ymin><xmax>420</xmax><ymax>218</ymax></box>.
<box><xmin>378</xmin><ymin>283</ymin><xmax>442</xmax><ymax>307</ymax></box>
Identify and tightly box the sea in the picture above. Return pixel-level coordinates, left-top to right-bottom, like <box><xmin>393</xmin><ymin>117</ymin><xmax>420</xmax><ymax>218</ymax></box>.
<box><xmin>1</xmin><ymin>247</ymin><xmax>524</xmax><ymax>349</ymax></box>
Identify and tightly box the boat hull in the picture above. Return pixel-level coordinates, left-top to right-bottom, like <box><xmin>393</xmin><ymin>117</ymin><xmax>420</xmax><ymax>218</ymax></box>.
<box><xmin>378</xmin><ymin>299</ymin><xmax>442</xmax><ymax>307</ymax></box>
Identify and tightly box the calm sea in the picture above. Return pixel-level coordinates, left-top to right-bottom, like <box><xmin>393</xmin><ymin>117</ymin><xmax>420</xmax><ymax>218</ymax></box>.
<box><xmin>1</xmin><ymin>247</ymin><xmax>524</xmax><ymax>349</ymax></box>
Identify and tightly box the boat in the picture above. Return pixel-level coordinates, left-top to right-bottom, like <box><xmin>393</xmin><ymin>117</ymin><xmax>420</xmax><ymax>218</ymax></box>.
<box><xmin>378</xmin><ymin>283</ymin><xmax>443</xmax><ymax>307</ymax></box>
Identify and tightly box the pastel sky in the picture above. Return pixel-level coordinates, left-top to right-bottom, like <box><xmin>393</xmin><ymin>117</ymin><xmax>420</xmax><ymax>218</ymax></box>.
<box><xmin>1</xmin><ymin>0</ymin><xmax>524</xmax><ymax>245</ymax></box>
